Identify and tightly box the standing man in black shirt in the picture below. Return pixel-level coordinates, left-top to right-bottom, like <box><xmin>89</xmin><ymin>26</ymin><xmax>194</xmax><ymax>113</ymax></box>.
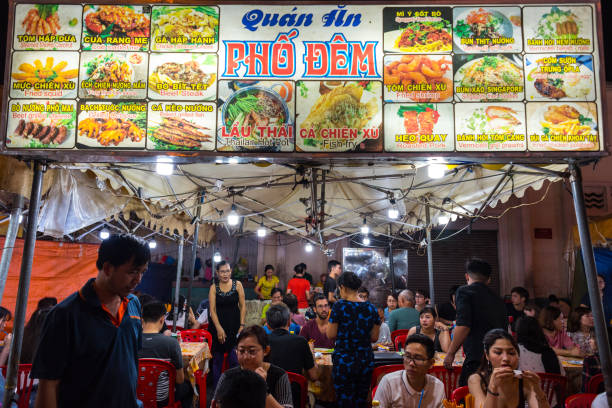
<box><xmin>443</xmin><ymin>258</ymin><xmax>507</xmax><ymax>386</ymax></box>
<box><xmin>324</xmin><ymin>260</ymin><xmax>342</xmax><ymax>304</ymax></box>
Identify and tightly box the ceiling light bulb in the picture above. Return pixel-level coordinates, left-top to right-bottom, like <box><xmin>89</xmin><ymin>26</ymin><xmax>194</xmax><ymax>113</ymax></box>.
<box><xmin>438</xmin><ymin>215</ymin><xmax>450</xmax><ymax>225</ymax></box>
<box><xmin>362</xmin><ymin>236</ymin><xmax>370</xmax><ymax>246</ymax></box>
<box><xmin>360</xmin><ymin>218</ymin><xmax>369</xmax><ymax>235</ymax></box>
<box><xmin>213</xmin><ymin>252</ymin><xmax>222</xmax><ymax>263</ymax></box>
<box><xmin>228</xmin><ymin>157</ymin><xmax>239</xmax><ymax>165</ymax></box>
<box><xmin>388</xmin><ymin>208</ymin><xmax>399</xmax><ymax>219</ymax></box>
<box><xmin>18</xmin><ymin>214</ymin><xmax>23</xmax><ymax>224</ymax></box>
<box><xmin>148</xmin><ymin>240</ymin><xmax>157</xmax><ymax>249</ymax></box>
<box><xmin>257</xmin><ymin>226</ymin><xmax>266</xmax><ymax>237</ymax></box>
<box><xmin>428</xmin><ymin>163</ymin><xmax>446</xmax><ymax>179</ymax></box>
<box><xmin>305</xmin><ymin>243</ymin><xmax>313</xmax><ymax>252</ymax></box>
<box><xmin>227</xmin><ymin>205</ymin><xmax>239</xmax><ymax>226</ymax></box>
<box><xmin>155</xmin><ymin>157</ymin><xmax>174</xmax><ymax>176</ymax></box>
<box><xmin>99</xmin><ymin>229</ymin><xmax>110</xmax><ymax>240</ymax></box>
<box><xmin>450</xmin><ymin>213</ymin><xmax>458</xmax><ymax>222</ymax></box>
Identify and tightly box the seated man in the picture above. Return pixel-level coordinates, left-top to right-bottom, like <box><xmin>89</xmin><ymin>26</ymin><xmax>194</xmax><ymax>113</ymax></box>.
<box><xmin>299</xmin><ymin>294</ymin><xmax>335</xmax><ymax>348</ymax></box>
<box><xmin>266</xmin><ymin>303</ymin><xmax>318</xmax><ymax>408</ymax></box>
<box><xmin>139</xmin><ymin>301</ymin><xmax>192</xmax><ymax>408</ymax></box>
<box><xmin>215</xmin><ymin>369</ymin><xmax>268</xmax><ymax>408</ymax></box>
<box><xmin>374</xmin><ymin>334</ymin><xmax>445</xmax><ymax>407</ymax></box>
<box><xmin>388</xmin><ymin>289</ymin><xmax>420</xmax><ymax>332</ymax></box>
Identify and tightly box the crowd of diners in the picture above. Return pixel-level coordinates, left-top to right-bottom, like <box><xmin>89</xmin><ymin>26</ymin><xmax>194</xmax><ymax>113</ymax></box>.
<box><xmin>0</xmin><ymin>234</ymin><xmax>609</xmax><ymax>408</ymax></box>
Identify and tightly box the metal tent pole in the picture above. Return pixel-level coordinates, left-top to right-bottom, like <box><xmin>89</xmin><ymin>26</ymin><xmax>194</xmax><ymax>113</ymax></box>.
<box><xmin>3</xmin><ymin>162</ymin><xmax>45</xmax><ymax>408</ymax></box>
<box><xmin>172</xmin><ymin>236</ymin><xmax>184</xmax><ymax>332</ymax></box>
<box><xmin>186</xmin><ymin>193</ymin><xmax>204</xmax><ymax>312</ymax></box>
<box><xmin>425</xmin><ymin>205</ymin><xmax>435</xmax><ymax>305</ymax></box>
<box><xmin>0</xmin><ymin>195</ymin><xmax>24</xmax><ymax>303</ymax></box>
<box><xmin>569</xmin><ymin>162</ymin><xmax>612</xmax><ymax>407</ymax></box>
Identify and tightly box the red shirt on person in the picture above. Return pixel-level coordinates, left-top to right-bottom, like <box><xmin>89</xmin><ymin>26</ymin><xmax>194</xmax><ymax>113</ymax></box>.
<box><xmin>287</xmin><ymin>277</ymin><xmax>310</xmax><ymax>309</ymax></box>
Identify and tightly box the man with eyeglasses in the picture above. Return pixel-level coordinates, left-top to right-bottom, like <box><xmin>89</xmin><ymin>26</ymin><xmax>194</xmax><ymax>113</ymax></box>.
<box><xmin>299</xmin><ymin>293</ymin><xmax>335</xmax><ymax>348</ymax></box>
<box><xmin>373</xmin><ymin>334</ymin><xmax>445</xmax><ymax>407</ymax></box>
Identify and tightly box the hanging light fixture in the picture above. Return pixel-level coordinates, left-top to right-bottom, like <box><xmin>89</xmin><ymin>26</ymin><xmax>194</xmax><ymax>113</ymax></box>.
<box><xmin>155</xmin><ymin>157</ymin><xmax>174</xmax><ymax>176</ymax></box>
<box><xmin>427</xmin><ymin>163</ymin><xmax>446</xmax><ymax>179</ymax></box>
<box><xmin>360</xmin><ymin>218</ymin><xmax>370</xmax><ymax>235</ymax></box>
<box><xmin>450</xmin><ymin>213</ymin><xmax>458</xmax><ymax>222</ymax></box>
<box><xmin>213</xmin><ymin>252</ymin><xmax>222</xmax><ymax>263</ymax></box>
<box><xmin>99</xmin><ymin>228</ymin><xmax>110</xmax><ymax>240</ymax></box>
<box><xmin>257</xmin><ymin>225</ymin><xmax>266</xmax><ymax>237</ymax></box>
<box><xmin>362</xmin><ymin>236</ymin><xmax>371</xmax><ymax>246</ymax></box>
<box><xmin>305</xmin><ymin>242</ymin><xmax>313</xmax><ymax>252</ymax></box>
<box><xmin>148</xmin><ymin>240</ymin><xmax>157</xmax><ymax>249</ymax></box>
<box><xmin>227</xmin><ymin>204</ymin><xmax>240</xmax><ymax>226</ymax></box>
<box><xmin>438</xmin><ymin>215</ymin><xmax>450</xmax><ymax>225</ymax></box>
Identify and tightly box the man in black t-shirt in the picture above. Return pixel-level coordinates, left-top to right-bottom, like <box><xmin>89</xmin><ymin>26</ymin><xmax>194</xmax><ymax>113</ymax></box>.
<box><xmin>324</xmin><ymin>260</ymin><xmax>342</xmax><ymax>304</ymax></box>
<box><xmin>443</xmin><ymin>259</ymin><xmax>507</xmax><ymax>386</ymax></box>
<box><xmin>506</xmin><ymin>286</ymin><xmax>528</xmax><ymax>332</ymax></box>
<box><xmin>438</xmin><ymin>284</ymin><xmax>460</xmax><ymax>325</ymax></box>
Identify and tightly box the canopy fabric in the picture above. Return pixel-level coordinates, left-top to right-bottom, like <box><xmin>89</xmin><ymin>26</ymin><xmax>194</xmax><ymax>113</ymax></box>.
<box><xmin>572</xmin><ymin>214</ymin><xmax>612</xmax><ymax>247</ymax></box>
<box><xmin>77</xmin><ymin>161</ymin><xmax>566</xmax><ymax>247</ymax></box>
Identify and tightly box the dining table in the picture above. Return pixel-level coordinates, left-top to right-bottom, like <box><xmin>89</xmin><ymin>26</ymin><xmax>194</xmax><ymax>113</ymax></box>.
<box><xmin>311</xmin><ymin>349</ymin><xmax>584</xmax><ymax>402</ymax></box>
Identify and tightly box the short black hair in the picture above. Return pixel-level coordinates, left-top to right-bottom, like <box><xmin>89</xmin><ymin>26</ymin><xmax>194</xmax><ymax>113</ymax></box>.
<box><xmin>216</xmin><ymin>369</ymin><xmax>267</xmax><ymax>408</ymax></box>
<box><xmin>37</xmin><ymin>297</ymin><xmax>57</xmax><ymax>310</ymax></box>
<box><xmin>270</xmin><ymin>288</ymin><xmax>283</xmax><ymax>297</ymax></box>
<box><xmin>216</xmin><ymin>260</ymin><xmax>230</xmax><ymax>271</ymax></box>
<box><xmin>337</xmin><ymin>272</ymin><xmax>361</xmax><ymax>290</ymax></box>
<box><xmin>283</xmin><ymin>293</ymin><xmax>299</xmax><ymax>314</ymax></box>
<box><xmin>358</xmin><ymin>287</ymin><xmax>369</xmax><ymax>296</ymax></box>
<box><xmin>237</xmin><ymin>325</ymin><xmax>269</xmax><ymax>349</ymax></box>
<box><xmin>312</xmin><ymin>293</ymin><xmax>327</xmax><ymax>305</ymax></box>
<box><xmin>138</xmin><ymin>293</ymin><xmax>156</xmax><ymax>307</ymax></box>
<box><xmin>420</xmin><ymin>306</ymin><xmax>437</xmax><ymax>319</ymax></box>
<box><xmin>511</xmin><ymin>286</ymin><xmax>529</xmax><ymax>301</ymax></box>
<box><xmin>266</xmin><ymin>304</ymin><xmax>291</xmax><ymax>330</ymax></box>
<box><xmin>404</xmin><ymin>334</ymin><xmax>435</xmax><ymax>359</ymax></box>
<box><xmin>142</xmin><ymin>301</ymin><xmax>167</xmax><ymax>323</ymax></box>
<box><xmin>465</xmin><ymin>258</ymin><xmax>492</xmax><ymax>280</ymax></box>
<box><xmin>415</xmin><ymin>289</ymin><xmax>429</xmax><ymax>298</ymax></box>
<box><xmin>96</xmin><ymin>234</ymin><xmax>150</xmax><ymax>270</ymax></box>
<box><xmin>264</xmin><ymin>264</ymin><xmax>274</xmax><ymax>272</ymax></box>
<box><xmin>293</xmin><ymin>263</ymin><xmax>305</xmax><ymax>275</ymax></box>
<box><xmin>327</xmin><ymin>260</ymin><xmax>341</xmax><ymax>273</ymax></box>
<box><xmin>0</xmin><ymin>307</ymin><xmax>11</xmax><ymax>322</ymax></box>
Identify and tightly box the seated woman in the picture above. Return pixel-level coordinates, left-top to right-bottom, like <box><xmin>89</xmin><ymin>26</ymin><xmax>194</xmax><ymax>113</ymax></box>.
<box><xmin>468</xmin><ymin>329</ymin><xmax>550</xmax><ymax>408</ymax></box>
<box><xmin>384</xmin><ymin>292</ymin><xmax>398</xmax><ymax>322</ymax></box>
<box><xmin>539</xmin><ymin>306</ymin><xmax>582</xmax><ymax>358</ymax></box>
<box><xmin>283</xmin><ymin>293</ymin><xmax>307</xmax><ymax>328</ymax></box>
<box><xmin>582</xmin><ymin>337</ymin><xmax>602</xmax><ymax>393</ymax></box>
<box><xmin>261</xmin><ymin>288</ymin><xmax>284</xmax><ymax>325</ymax></box>
<box><xmin>516</xmin><ymin>316</ymin><xmax>562</xmax><ymax>375</ymax></box>
<box><xmin>166</xmin><ymin>295</ymin><xmax>200</xmax><ymax>330</ymax></box>
<box><xmin>213</xmin><ymin>325</ymin><xmax>293</xmax><ymax>408</ymax></box>
<box><xmin>568</xmin><ymin>307</ymin><xmax>595</xmax><ymax>355</ymax></box>
<box><xmin>407</xmin><ymin>307</ymin><xmax>450</xmax><ymax>352</ymax></box>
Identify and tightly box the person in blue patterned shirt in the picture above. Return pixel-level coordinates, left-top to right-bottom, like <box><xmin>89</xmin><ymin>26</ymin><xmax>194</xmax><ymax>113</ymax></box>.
<box><xmin>327</xmin><ymin>272</ymin><xmax>381</xmax><ymax>408</ymax></box>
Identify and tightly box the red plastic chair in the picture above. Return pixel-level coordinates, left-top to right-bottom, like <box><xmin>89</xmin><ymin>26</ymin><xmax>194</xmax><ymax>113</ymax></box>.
<box><xmin>451</xmin><ymin>386</ymin><xmax>470</xmax><ymax>403</ymax></box>
<box><xmin>391</xmin><ymin>329</ymin><xmax>410</xmax><ymax>344</ymax></box>
<box><xmin>565</xmin><ymin>393</ymin><xmax>597</xmax><ymax>408</ymax></box>
<box><xmin>538</xmin><ymin>372</ymin><xmax>568</xmax><ymax>406</ymax></box>
<box><xmin>1</xmin><ymin>364</ymin><xmax>35</xmax><ymax>408</ymax></box>
<box><xmin>194</xmin><ymin>368</ymin><xmax>207</xmax><ymax>408</ymax></box>
<box><xmin>179</xmin><ymin>329</ymin><xmax>213</xmax><ymax>346</ymax></box>
<box><xmin>586</xmin><ymin>373</ymin><xmax>604</xmax><ymax>394</ymax></box>
<box><xmin>287</xmin><ymin>372</ymin><xmax>308</xmax><ymax>408</ymax></box>
<box><xmin>370</xmin><ymin>364</ymin><xmax>404</xmax><ymax>389</ymax></box>
<box><xmin>394</xmin><ymin>334</ymin><xmax>408</xmax><ymax>351</ymax></box>
<box><xmin>137</xmin><ymin>358</ymin><xmax>181</xmax><ymax>408</ymax></box>
<box><xmin>428</xmin><ymin>366</ymin><xmax>462</xmax><ymax>400</ymax></box>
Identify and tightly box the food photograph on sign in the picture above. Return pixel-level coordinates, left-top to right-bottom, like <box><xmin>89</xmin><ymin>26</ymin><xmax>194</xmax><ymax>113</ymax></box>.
<box><xmin>6</xmin><ymin>99</ymin><xmax>76</xmax><ymax>149</ymax></box>
<box><xmin>10</xmin><ymin>51</ymin><xmax>79</xmax><ymax>99</ymax></box>
<box><xmin>148</xmin><ymin>53</ymin><xmax>217</xmax><ymax>101</ymax></box>
<box><xmin>82</xmin><ymin>5</ymin><xmax>150</xmax><ymax>51</ymax></box>
<box><xmin>523</xmin><ymin>6</ymin><xmax>594</xmax><ymax>53</ymax></box>
<box><xmin>216</xmin><ymin>80</ymin><xmax>295</xmax><ymax>152</ymax></box>
<box><xmin>383</xmin><ymin>55</ymin><xmax>453</xmax><ymax>103</ymax></box>
<box><xmin>454</xmin><ymin>54</ymin><xmax>524</xmax><ymax>102</ymax></box>
<box><xmin>296</xmin><ymin>81</ymin><xmax>382</xmax><ymax>152</ymax></box>
<box><xmin>384</xmin><ymin>103</ymin><xmax>454</xmax><ymax>152</ymax></box>
<box><xmin>383</xmin><ymin>6</ymin><xmax>453</xmax><ymax>54</ymax></box>
<box><xmin>147</xmin><ymin>102</ymin><xmax>216</xmax><ymax>151</ymax></box>
<box><xmin>526</xmin><ymin>102</ymin><xmax>598</xmax><ymax>151</ymax></box>
<box><xmin>452</xmin><ymin>7</ymin><xmax>522</xmax><ymax>54</ymax></box>
<box><xmin>78</xmin><ymin>52</ymin><xmax>148</xmax><ymax>100</ymax></box>
<box><xmin>77</xmin><ymin>101</ymin><xmax>146</xmax><ymax>149</ymax></box>
<box><xmin>455</xmin><ymin>102</ymin><xmax>527</xmax><ymax>151</ymax></box>
<box><xmin>524</xmin><ymin>54</ymin><xmax>596</xmax><ymax>101</ymax></box>
<box><xmin>13</xmin><ymin>4</ymin><xmax>82</xmax><ymax>51</ymax></box>
<box><xmin>151</xmin><ymin>6</ymin><xmax>219</xmax><ymax>52</ymax></box>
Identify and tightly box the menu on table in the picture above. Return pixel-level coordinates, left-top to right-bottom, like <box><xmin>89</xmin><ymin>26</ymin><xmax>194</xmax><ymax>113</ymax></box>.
<box><xmin>2</xmin><ymin>3</ymin><xmax>605</xmax><ymax>155</ymax></box>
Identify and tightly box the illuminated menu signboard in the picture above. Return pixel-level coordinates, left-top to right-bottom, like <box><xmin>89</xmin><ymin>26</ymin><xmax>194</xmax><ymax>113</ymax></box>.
<box><xmin>2</xmin><ymin>2</ymin><xmax>605</xmax><ymax>156</ymax></box>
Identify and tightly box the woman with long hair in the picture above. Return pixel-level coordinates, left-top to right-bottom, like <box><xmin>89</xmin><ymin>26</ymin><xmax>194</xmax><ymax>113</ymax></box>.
<box><xmin>209</xmin><ymin>261</ymin><xmax>246</xmax><ymax>386</ymax></box>
<box><xmin>212</xmin><ymin>325</ymin><xmax>292</xmax><ymax>408</ymax></box>
<box><xmin>568</xmin><ymin>307</ymin><xmax>595</xmax><ymax>355</ymax></box>
<box><xmin>539</xmin><ymin>306</ymin><xmax>582</xmax><ymax>357</ymax></box>
<box><xmin>407</xmin><ymin>307</ymin><xmax>450</xmax><ymax>352</ymax></box>
<box><xmin>468</xmin><ymin>329</ymin><xmax>550</xmax><ymax>408</ymax></box>
<box><xmin>516</xmin><ymin>316</ymin><xmax>562</xmax><ymax>375</ymax></box>
<box><xmin>327</xmin><ymin>272</ymin><xmax>380</xmax><ymax>408</ymax></box>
